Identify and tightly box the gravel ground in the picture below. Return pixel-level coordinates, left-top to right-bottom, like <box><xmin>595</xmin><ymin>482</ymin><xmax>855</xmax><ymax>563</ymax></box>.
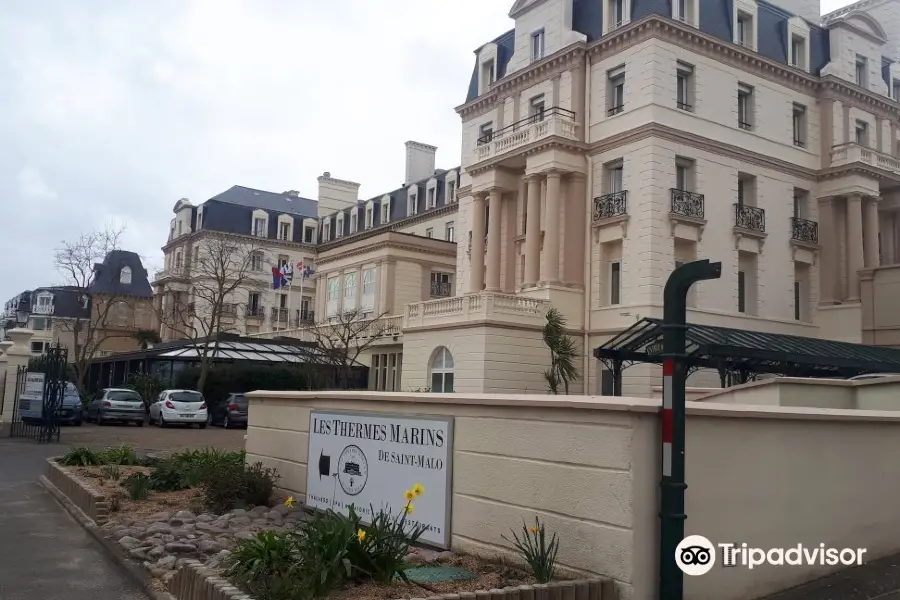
<box><xmin>54</xmin><ymin>422</ymin><xmax>246</xmax><ymax>454</ymax></box>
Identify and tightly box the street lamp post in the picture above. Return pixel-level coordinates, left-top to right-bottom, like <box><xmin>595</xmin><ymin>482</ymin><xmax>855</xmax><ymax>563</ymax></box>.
<box><xmin>15</xmin><ymin>308</ymin><xmax>30</xmax><ymax>328</ymax></box>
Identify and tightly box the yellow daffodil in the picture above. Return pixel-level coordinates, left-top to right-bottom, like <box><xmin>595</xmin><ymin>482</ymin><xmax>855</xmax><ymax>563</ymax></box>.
<box><xmin>404</xmin><ymin>489</ymin><xmax>415</xmax><ymax>502</ymax></box>
<box><xmin>405</xmin><ymin>503</ymin><xmax>415</xmax><ymax>515</ymax></box>
<box><xmin>412</xmin><ymin>483</ymin><xmax>424</xmax><ymax>496</ymax></box>
<box><xmin>284</xmin><ymin>496</ymin><xmax>296</xmax><ymax>507</ymax></box>
<box><xmin>357</xmin><ymin>529</ymin><xmax>366</xmax><ymax>543</ymax></box>
<box><xmin>529</xmin><ymin>526</ymin><xmax>538</xmax><ymax>534</ymax></box>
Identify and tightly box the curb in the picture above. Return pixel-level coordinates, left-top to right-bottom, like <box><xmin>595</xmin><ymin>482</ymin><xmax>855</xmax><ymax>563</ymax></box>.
<box><xmin>39</xmin><ymin>474</ymin><xmax>176</xmax><ymax>600</ymax></box>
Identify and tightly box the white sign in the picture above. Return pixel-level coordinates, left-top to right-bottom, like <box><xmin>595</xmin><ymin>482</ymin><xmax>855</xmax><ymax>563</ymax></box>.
<box><xmin>305</xmin><ymin>410</ymin><xmax>453</xmax><ymax>548</ymax></box>
<box><xmin>19</xmin><ymin>372</ymin><xmax>46</xmax><ymax>418</ymax></box>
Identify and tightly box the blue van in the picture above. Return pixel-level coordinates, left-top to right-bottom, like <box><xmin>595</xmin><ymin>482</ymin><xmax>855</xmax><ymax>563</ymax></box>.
<box><xmin>20</xmin><ymin>381</ymin><xmax>83</xmax><ymax>426</ymax></box>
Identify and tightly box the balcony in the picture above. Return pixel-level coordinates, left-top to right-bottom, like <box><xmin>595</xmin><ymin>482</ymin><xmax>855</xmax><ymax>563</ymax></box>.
<box><xmin>829</xmin><ymin>143</ymin><xmax>900</xmax><ymax>178</ymax></box>
<box><xmin>31</xmin><ymin>304</ymin><xmax>54</xmax><ymax>316</ymax></box>
<box><xmin>593</xmin><ymin>191</ymin><xmax>628</xmax><ymax>221</ymax></box>
<box><xmin>790</xmin><ymin>217</ymin><xmax>819</xmax><ymax>245</ymax></box>
<box><xmin>154</xmin><ymin>265</ymin><xmax>190</xmax><ymax>281</ymax></box>
<box><xmin>293</xmin><ymin>310</ymin><xmax>315</xmax><ymax>327</ymax></box>
<box><xmin>254</xmin><ymin>314</ymin><xmax>403</xmax><ymax>344</ymax></box>
<box><xmin>474</xmin><ymin>107</ymin><xmax>578</xmax><ymax>164</ymax></box>
<box><xmin>670</xmin><ymin>189</ymin><xmax>705</xmax><ymax>220</ymax></box>
<box><xmin>246</xmin><ymin>306</ymin><xmax>266</xmax><ymax>319</ymax></box>
<box><xmin>430</xmin><ymin>281</ymin><xmax>452</xmax><ymax>298</ymax></box>
<box><xmin>270</xmin><ymin>307</ymin><xmax>289</xmax><ymax>323</ymax></box>
<box><xmin>733</xmin><ymin>204</ymin><xmax>765</xmax><ymax>233</ymax></box>
<box><xmin>405</xmin><ymin>292</ymin><xmax>549</xmax><ymax>330</ymax></box>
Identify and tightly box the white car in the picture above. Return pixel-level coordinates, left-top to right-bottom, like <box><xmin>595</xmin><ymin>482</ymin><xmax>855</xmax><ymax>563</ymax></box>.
<box><xmin>149</xmin><ymin>389</ymin><xmax>208</xmax><ymax>428</ymax></box>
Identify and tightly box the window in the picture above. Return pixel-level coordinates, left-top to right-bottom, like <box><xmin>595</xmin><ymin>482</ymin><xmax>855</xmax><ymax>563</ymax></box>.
<box><xmin>478</xmin><ymin>122</ymin><xmax>494</xmax><ymax>145</ymax></box>
<box><xmin>737</xmin><ymin>174</ymin><xmax>756</xmax><ymax>207</ymax></box>
<box><xmin>855</xmin><ymin>55</ymin><xmax>867</xmax><ymax>87</ymax></box>
<box><xmin>381</xmin><ymin>198</ymin><xmax>391</xmax><ymax>224</ymax></box>
<box><xmin>336</xmin><ymin>215</ymin><xmax>344</xmax><ymax>238</ymax></box>
<box><xmin>893</xmin><ymin>79</ymin><xmax>900</xmax><ymax>101</ymax></box>
<box><xmin>193</xmin><ymin>246</ymin><xmax>199</xmax><ymax>263</ymax></box>
<box><xmin>446</xmin><ymin>180</ymin><xmax>456</xmax><ymax>203</ymax></box>
<box><xmin>792</xmin><ymin>103</ymin><xmax>806</xmax><ymax>147</ymax></box>
<box><xmin>737</xmin><ymin>84</ymin><xmax>753</xmax><ymax>130</ymax></box>
<box><xmin>119</xmin><ymin>266</ymin><xmax>132</xmax><ymax>284</ymax></box>
<box><xmin>278</xmin><ymin>221</ymin><xmax>290</xmax><ymax>240</ymax></box>
<box><xmin>738</xmin><ymin>270</ymin><xmax>746</xmax><ymax>313</ymax></box>
<box><xmin>790</xmin><ymin>35</ymin><xmax>806</xmax><ymax>69</ymax></box>
<box><xmin>607</xmin><ymin>163</ymin><xmax>624</xmax><ymax>193</ymax></box>
<box><xmin>277</xmin><ymin>254</ymin><xmax>289</xmax><ymax>271</ymax></box>
<box><xmin>673</xmin><ymin>0</ymin><xmax>694</xmax><ymax>23</ymax></box>
<box><xmin>676</xmin><ymin>62</ymin><xmax>693</xmax><ymax>111</ymax></box>
<box><xmin>530</xmin><ymin>94</ymin><xmax>546</xmax><ymax>121</ymax></box>
<box><xmin>446</xmin><ymin>221</ymin><xmax>455</xmax><ymax>242</ymax></box>
<box><xmin>431</xmin><ymin>272</ymin><xmax>451</xmax><ymax>298</ymax></box>
<box><xmin>610</xmin><ymin>262</ymin><xmax>622</xmax><ymax>305</ymax></box>
<box><xmin>304</xmin><ymin>226</ymin><xmax>314</xmax><ymax>243</ymax></box>
<box><xmin>279</xmin><ymin>293</ymin><xmax>288</xmax><ymax>309</ymax></box>
<box><xmin>607</xmin><ymin>67</ymin><xmax>625</xmax><ymax>116</ymax></box>
<box><xmin>425</xmin><ymin>228</ymin><xmax>434</xmax><ymax>238</ymax></box>
<box><xmin>793</xmin><ymin>188</ymin><xmax>808</xmax><ymax>219</ymax></box>
<box><xmin>37</xmin><ymin>294</ymin><xmax>52</xmax><ymax>308</ymax></box>
<box><xmin>248</xmin><ymin>292</ymin><xmax>260</xmax><ymax>314</ymax></box>
<box><xmin>31</xmin><ymin>341</ymin><xmax>45</xmax><ymax>354</ymax></box>
<box><xmin>531</xmin><ymin>30</ymin><xmax>545</xmax><ymax>62</ymax></box>
<box><xmin>736</xmin><ymin>11</ymin><xmax>753</xmax><ymax>48</ymax></box>
<box><xmin>362</xmin><ymin>268</ymin><xmax>375</xmax><ymax>296</ymax></box>
<box><xmin>371</xmin><ymin>352</ymin><xmax>403</xmax><ymax>391</ymax></box>
<box><xmin>794</xmin><ymin>280</ymin><xmax>801</xmax><ymax>321</ymax></box>
<box><xmin>856</xmin><ymin>120</ymin><xmax>869</xmax><ymax>146</ymax></box>
<box><xmin>350</xmin><ymin>212</ymin><xmax>358</xmax><ymax>234</ymax></box>
<box><xmin>481</xmin><ymin>60</ymin><xmax>495</xmax><ymax>89</ymax></box>
<box><xmin>408</xmin><ymin>192</ymin><xmax>418</xmax><ymax>216</ymax></box>
<box><xmin>429</xmin><ymin>347</ymin><xmax>455</xmax><ymax>393</ymax></box>
<box><xmin>251</xmin><ymin>252</ymin><xmax>263</xmax><ymax>271</ymax></box>
<box><xmin>365</xmin><ymin>205</ymin><xmax>374</xmax><ymax>229</ymax></box>
<box><xmin>609</xmin><ymin>0</ymin><xmax>625</xmax><ymax>29</ymax></box>
<box><xmin>427</xmin><ymin>187</ymin><xmax>436</xmax><ymax>209</ymax></box>
<box><xmin>326</xmin><ymin>277</ymin><xmax>339</xmax><ymax>301</ymax></box>
<box><xmin>253</xmin><ymin>217</ymin><xmax>266</xmax><ymax>237</ymax></box>
<box><xmin>344</xmin><ymin>272</ymin><xmax>357</xmax><ymax>299</ymax></box>
<box><xmin>175</xmin><ymin>252</ymin><xmax>183</xmax><ymax>268</ymax></box>
<box><xmin>323</xmin><ymin>220</ymin><xmax>331</xmax><ymax>242</ymax></box>
<box><xmin>675</xmin><ymin>158</ymin><xmax>694</xmax><ymax>191</ymax></box>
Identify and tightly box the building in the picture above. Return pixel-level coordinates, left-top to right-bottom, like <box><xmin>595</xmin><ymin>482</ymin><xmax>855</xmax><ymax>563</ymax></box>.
<box><xmin>154</xmin><ymin>141</ymin><xmax>461</xmax><ymax>369</ymax></box>
<box><xmin>393</xmin><ymin>0</ymin><xmax>900</xmax><ymax>396</ymax></box>
<box><xmin>0</xmin><ymin>250</ymin><xmax>155</xmax><ymax>359</ymax></box>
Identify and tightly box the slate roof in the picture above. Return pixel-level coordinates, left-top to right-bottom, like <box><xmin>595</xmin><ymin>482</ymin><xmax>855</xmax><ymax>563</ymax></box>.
<box><xmin>210</xmin><ymin>185</ymin><xmax>318</xmax><ymax>218</ymax></box>
<box><xmin>89</xmin><ymin>250</ymin><xmax>153</xmax><ymax>298</ymax></box>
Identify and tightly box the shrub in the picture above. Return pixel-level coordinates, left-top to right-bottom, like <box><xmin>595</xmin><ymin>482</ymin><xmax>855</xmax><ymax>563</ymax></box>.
<box><xmin>200</xmin><ymin>461</ymin><xmax>280</xmax><ymax>514</ymax></box>
<box><xmin>244</xmin><ymin>462</ymin><xmax>279</xmax><ymax>507</ymax></box>
<box><xmin>99</xmin><ymin>444</ymin><xmax>139</xmax><ymax>466</ymax></box>
<box><xmin>100</xmin><ymin>464</ymin><xmax>122</xmax><ymax>481</ymax></box>
<box><xmin>60</xmin><ymin>447</ymin><xmax>103</xmax><ymax>466</ymax></box>
<box><xmin>295</xmin><ymin>509</ymin><xmax>356</xmax><ymax>597</ymax></box>
<box><xmin>122</xmin><ymin>473</ymin><xmax>151</xmax><ymax>500</ymax></box>
<box><xmin>225</xmin><ymin>531</ymin><xmax>304</xmax><ymax>600</ymax></box>
<box><xmin>171</xmin><ymin>448</ymin><xmax>246</xmax><ymax>487</ymax></box>
<box><xmin>148</xmin><ymin>460</ymin><xmax>189</xmax><ymax>492</ymax></box>
<box><xmin>502</xmin><ymin>517</ymin><xmax>559</xmax><ymax>583</ymax></box>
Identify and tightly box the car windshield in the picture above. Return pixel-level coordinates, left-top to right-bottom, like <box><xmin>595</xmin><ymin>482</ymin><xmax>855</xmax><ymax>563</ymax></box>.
<box><xmin>171</xmin><ymin>391</ymin><xmax>204</xmax><ymax>403</ymax></box>
<box><xmin>108</xmin><ymin>390</ymin><xmax>143</xmax><ymax>402</ymax></box>
<box><xmin>231</xmin><ymin>395</ymin><xmax>248</xmax><ymax>406</ymax></box>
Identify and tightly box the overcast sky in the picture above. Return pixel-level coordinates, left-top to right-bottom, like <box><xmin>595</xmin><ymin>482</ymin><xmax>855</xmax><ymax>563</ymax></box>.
<box><xmin>0</xmin><ymin>0</ymin><xmax>855</xmax><ymax>302</ymax></box>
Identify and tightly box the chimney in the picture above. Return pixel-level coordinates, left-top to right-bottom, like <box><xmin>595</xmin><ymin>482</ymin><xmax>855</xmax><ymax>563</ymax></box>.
<box><xmin>316</xmin><ymin>172</ymin><xmax>361</xmax><ymax>217</ymax></box>
<box><xmin>404</xmin><ymin>141</ymin><xmax>437</xmax><ymax>185</ymax></box>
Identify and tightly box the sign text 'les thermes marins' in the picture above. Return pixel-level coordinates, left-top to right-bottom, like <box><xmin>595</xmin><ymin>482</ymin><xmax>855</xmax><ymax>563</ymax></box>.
<box><xmin>311</xmin><ymin>417</ymin><xmax>446</xmax><ymax>469</ymax></box>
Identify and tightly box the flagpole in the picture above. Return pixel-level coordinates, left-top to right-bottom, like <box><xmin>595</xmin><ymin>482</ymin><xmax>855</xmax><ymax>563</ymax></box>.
<box><xmin>286</xmin><ymin>265</ymin><xmax>294</xmax><ymax>334</ymax></box>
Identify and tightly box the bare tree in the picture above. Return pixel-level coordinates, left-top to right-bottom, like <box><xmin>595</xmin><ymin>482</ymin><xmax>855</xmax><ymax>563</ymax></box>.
<box><xmin>155</xmin><ymin>232</ymin><xmax>269</xmax><ymax>392</ymax></box>
<box><xmin>306</xmin><ymin>308</ymin><xmax>395</xmax><ymax>389</ymax></box>
<box><xmin>54</xmin><ymin>224</ymin><xmax>135</xmax><ymax>387</ymax></box>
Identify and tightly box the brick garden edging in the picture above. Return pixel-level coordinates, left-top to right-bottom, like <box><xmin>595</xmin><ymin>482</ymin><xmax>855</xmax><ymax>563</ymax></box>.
<box><xmin>45</xmin><ymin>458</ymin><xmax>109</xmax><ymax>525</ymax></box>
<box><xmin>167</xmin><ymin>559</ymin><xmax>613</xmax><ymax>600</ymax></box>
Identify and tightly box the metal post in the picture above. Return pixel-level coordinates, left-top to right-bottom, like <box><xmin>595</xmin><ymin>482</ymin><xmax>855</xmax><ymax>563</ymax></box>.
<box><xmin>659</xmin><ymin>259</ymin><xmax>721</xmax><ymax>600</ymax></box>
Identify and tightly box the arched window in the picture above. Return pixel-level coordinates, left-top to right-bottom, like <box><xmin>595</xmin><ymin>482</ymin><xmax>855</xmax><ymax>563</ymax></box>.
<box><xmin>120</xmin><ymin>266</ymin><xmax>132</xmax><ymax>284</ymax></box>
<box><xmin>429</xmin><ymin>346</ymin><xmax>454</xmax><ymax>393</ymax></box>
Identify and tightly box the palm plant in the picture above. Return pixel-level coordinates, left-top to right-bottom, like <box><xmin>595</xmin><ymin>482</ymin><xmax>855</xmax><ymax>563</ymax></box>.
<box><xmin>133</xmin><ymin>329</ymin><xmax>161</xmax><ymax>350</ymax></box>
<box><xmin>542</xmin><ymin>308</ymin><xmax>579</xmax><ymax>395</ymax></box>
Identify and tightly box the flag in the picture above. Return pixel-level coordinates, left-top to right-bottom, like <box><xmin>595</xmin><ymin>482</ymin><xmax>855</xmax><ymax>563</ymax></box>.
<box><xmin>297</xmin><ymin>261</ymin><xmax>314</xmax><ymax>279</ymax></box>
<box><xmin>271</xmin><ymin>267</ymin><xmax>288</xmax><ymax>289</ymax></box>
<box><xmin>281</xmin><ymin>263</ymin><xmax>294</xmax><ymax>283</ymax></box>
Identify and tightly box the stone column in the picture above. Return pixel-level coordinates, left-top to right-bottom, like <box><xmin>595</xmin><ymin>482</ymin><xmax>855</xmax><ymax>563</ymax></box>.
<box><xmin>469</xmin><ymin>194</ymin><xmax>486</xmax><ymax>293</ymax></box>
<box><xmin>523</xmin><ymin>175</ymin><xmax>543</xmax><ymax>287</ymax></box>
<box><xmin>2</xmin><ymin>329</ymin><xmax>33</xmax><ymax>421</ymax></box>
<box><xmin>846</xmin><ymin>194</ymin><xmax>865</xmax><ymax>301</ymax></box>
<box><xmin>891</xmin><ymin>121</ymin><xmax>898</xmax><ymax>157</ymax></box>
<box><xmin>542</xmin><ymin>171</ymin><xmax>563</xmax><ymax>283</ymax></box>
<box><xmin>485</xmin><ymin>188</ymin><xmax>503</xmax><ymax>292</ymax></box>
<box><xmin>863</xmin><ymin>196</ymin><xmax>880</xmax><ymax>268</ymax></box>
<box><xmin>818</xmin><ymin>197</ymin><xmax>839</xmax><ymax>303</ymax></box>
<box><xmin>883</xmin><ymin>212</ymin><xmax>896</xmax><ymax>266</ymax></box>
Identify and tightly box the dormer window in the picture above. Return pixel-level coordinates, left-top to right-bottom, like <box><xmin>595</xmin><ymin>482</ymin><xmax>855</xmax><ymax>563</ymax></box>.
<box><xmin>278</xmin><ymin>221</ymin><xmax>290</xmax><ymax>241</ymax></box>
<box><xmin>253</xmin><ymin>217</ymin><xmax>266</xmax><ymax>237</ymax></box>
<box><xmin>304</xmin><ymin>226</ymin><xmax>315</xmax><ymax>243</ymax></box>
<box><xmin>893</xmin><ymin>78</ymin><xmax>900</xmax><ymax>100</ymax></box>
<box><xmin>408</xmin><ymin>190</ymin><xmax>418</xmax><ymax>216</ymax></box>
<box><xmin>673</xmin><ymin>0</ymin><xmax>697</xmax><ymax>25</ymax></box>
<box><xmin>604</xmin><ymin>0</ymin><xmax>630</xmax><ymax>32</ymax></box>
<box><xmin>381</xmin><ymin>196</ymin><xmax>391</xmax><ymax>224</ymax></box>
<box><xmin>790</xmin><ymin>35</ymin><xmax>807</xmax><ymax>70</ymax></box>
<box><xmin>426</xmin><ymin>179</ymin><xmax>438</xmax><ymax>209</ymax></box>
<box><xmin>737</xmin><ymin>12</ymin><xmax>753</xmax><ymax>47</ymax></box>
<box><xmin>531</xmin><ymin>30</ymin><xmax>545</xmax><ymax>62</ymax></box>
<box><xmin>350</xmin><ymin>212</ymin><xmax>358</xmax><ymax>234</ymax></box>
<box><xmin>336</xmin><ymin>214</ymin><xmax>344</xmax><ymax>238</ymax></box>
<box><xmin>323</xmin><ymin>218</ymin><xmax>331</xmax><ymax>242</ymax></box>
<box><xmin>855</xmin><ymin>55</ymin><xmax>868</xmax><ymax>87</ymax></box>
<box><xmin>366</xmin><ymin>204</ymin><xmax>374</xmax><ymax>229</ymax></box>
<box><xmin>446</xmin><ymin>178</ymin><xmax>457</xmax><ymax>203</ymax></box>
<box><xmin>120</xmin><ymin>266</ymin><xmax>132</xmax><ymax>285</ymax></box>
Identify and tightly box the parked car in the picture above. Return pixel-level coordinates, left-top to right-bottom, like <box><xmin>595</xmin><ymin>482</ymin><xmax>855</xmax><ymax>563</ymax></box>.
<box><xmin>149</xmin><ymin>389</ymin><xmax>208</xmax><ymax>428</ymax></box>
<box><xmin>207</xmin><ymin>393</ymin><xmax>249</xmax><ymax>429</ymax></box>
<box><xmin>57</xmin><ymin>382</ymin><xmax>84</xmax><ymax>426</ymax></box>
<box><xmin>86</xmin><ymin>388</ymin><xmax>146</xmax><ymax>426</ymax></box>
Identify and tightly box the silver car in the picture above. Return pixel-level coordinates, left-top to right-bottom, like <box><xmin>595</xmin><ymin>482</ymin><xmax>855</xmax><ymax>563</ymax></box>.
<box><xmin>87</xmin><ymin>388</ymin><xmax>146</xmax><ymax>426</ymax></box>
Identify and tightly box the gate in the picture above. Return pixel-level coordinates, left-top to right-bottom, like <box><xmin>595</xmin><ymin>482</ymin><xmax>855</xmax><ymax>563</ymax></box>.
<box><xmin>9</xmin><ymin>344</ymin><xmax>68</xmax><ymax>443</ymax></box>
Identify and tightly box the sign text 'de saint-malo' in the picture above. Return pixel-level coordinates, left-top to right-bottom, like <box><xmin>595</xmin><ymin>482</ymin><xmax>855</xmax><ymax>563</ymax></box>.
<box><xmin>305</xmin><ymin>410</ymin><xmax>454</xmax><ymax>548</ymax></box>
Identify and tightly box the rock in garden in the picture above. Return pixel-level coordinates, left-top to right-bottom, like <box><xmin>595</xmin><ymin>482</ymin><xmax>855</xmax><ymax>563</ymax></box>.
<box><xmin>146</xmin><ymin>522</ymin><xmax>172</xmax><ymax>535</ymax></box>
<box><xmin>270</xmin><ymin>504</ymin><xmax>292</xmax><ymax>516</ymax></box>
<box><xmin>233</xmin><ymin>531</ymin><xmax>255</xmax><ymax>541</ymax></box>
<box><xmin>197</xmin><ymin>539</ymin><xmax>221</xmax><ymax>554</ymax></box>
<box><xmin>248</xmin><ymin>506</ymin><xmax>268</xmax><ymax>518</ymax></box>
<box><xmin>196</xmin><ymin>513</ymin><xmax>214</xmax><ymax>523</ymax></box>
<box><xmin>148</xmin><ymin>512</ymin><xmax>171</xmax><ymax>522</ymax></box>
<box><xmin>264</xmin><ymin>511</ymin><xmax>284</xmax><ymax>525</ymax></box>
<box><xmin>156</xmin><ymin>555</ymin><xmax>177</xmax><ymax>570</ymax></box>
<box><xmin>163</xmin><ymin>571</ymin><xmax>176</xmax><ymax>584</ymax></box>
<box><xmin>164</xmin><ymin>541</ymin><xmax>197</xmax><ymax>553</ymax></box>
<box><xmin>129</xmin><ymin>548</ymin><xmax>148</xmax><ymax>560</ymax></box>
<box><xmin>118</xmin><ymin>536</ymin><xmax>141</xmax><ymax>548</ymax></box>
<box><xmin>170</xmin><ymin>510</ymin><xmax>196</xmax><ymax>526</ymax></box>
<box><xmin>228</xmin><ymin>517</ymin><xmax>251</xmax><ymax>528</ymax></box>
<box><xmin>196</xmin><ymin>523</ymin><xmax>227</xmax><ymax>535</ymax></box>
<box><xmin>228</xmin><ymin>509</ymin><xmax>246</xmax><ymax>518</ymax></box>
<box><xmin>147</xmin><ymin>546</ymin><xmax>166</xmax><ymax>559</ymax></box>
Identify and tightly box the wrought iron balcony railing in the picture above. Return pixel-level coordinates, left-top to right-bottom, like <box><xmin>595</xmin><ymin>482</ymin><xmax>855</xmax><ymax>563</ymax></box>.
<box><xmin>670</xmin><ymin>189</ymin><xmax>705</xmax><ymax>219</ymax></box>
<box><xmin>246</xmin><ymin>306</ymin><xmax>265</xmax><ymax>318</ymax></box>
<box><xmin>734</xmin><ymin>204</ymin><xmax>766</xmax><ymax>232</ymax></box>
<box><xmin>294</xmin><ymin>310</ymin><xmax>315</xmax><ymax>325</ymax></box>
<box><xmin>791</xmin><ymin>217</ymin><xmax>818</xmax><ymax>244</ymax></box>
<box><xmin>220</xmin><ymin>303</ymin><xmax>238</xmax><ymax>317</ymax></box>
<box><xmin>430</xmin><ymin>281</ymin><xmax>452</xmax><ymax>298</ymax></box>
<box><xmin>593</xmin><ymin>191</ymin><xmax>628</xmax><ymax>221</ymax></box>
<box><xmin>270</xmin><ymin>307</ymin><xmax>289</xmax><ymax>322</ymax></box>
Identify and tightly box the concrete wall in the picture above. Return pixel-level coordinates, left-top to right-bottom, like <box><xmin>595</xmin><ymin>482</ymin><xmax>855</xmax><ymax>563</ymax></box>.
<box><xmin>700</xmin><ymin>376</ymin><xmax>900</xmax><ymax>410</ymax></box>
<box><xmin>245</xmin><ymin>390</ymin><xmax>900</xmax><ymax>600</ymax></box>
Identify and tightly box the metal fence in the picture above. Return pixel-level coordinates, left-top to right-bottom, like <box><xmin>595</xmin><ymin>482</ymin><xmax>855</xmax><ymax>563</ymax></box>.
<box><xmin>8</xmin><ymin>344</ymin><xmax>68</xmax><ymax>443</ymax></box>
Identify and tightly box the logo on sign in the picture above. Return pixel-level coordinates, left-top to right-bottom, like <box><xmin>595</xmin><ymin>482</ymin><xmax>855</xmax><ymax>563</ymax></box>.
<box><xmin>338</xmin><ymin>445</ymin><xmax>368</xmax><ymax>496</ymax></box>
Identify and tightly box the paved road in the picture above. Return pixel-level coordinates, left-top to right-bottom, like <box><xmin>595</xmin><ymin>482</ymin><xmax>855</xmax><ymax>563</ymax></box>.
<box><xmin>0</xmin><ymin>423</ymin><xmax>243</xmax><ymax>600</ymax></box>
